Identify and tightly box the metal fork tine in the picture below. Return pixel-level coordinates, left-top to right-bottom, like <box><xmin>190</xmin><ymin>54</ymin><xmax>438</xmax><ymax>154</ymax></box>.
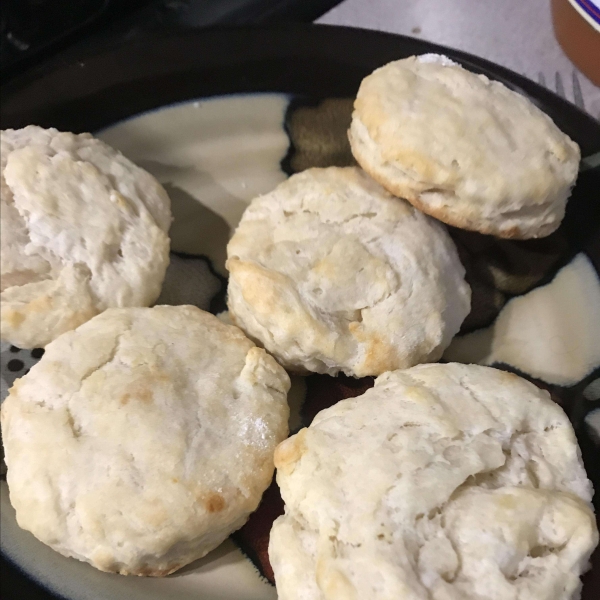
<box><xmin>555</xmin><ymin>72</ymin><xmax>566</xmax><ymax>99</ymax></box>
<box><xmin>572</xmin><ymin>70</ymin><xmax>585</xmax><ymax>110</ymax></box>
<box><xmin>537</xmin><ymin>72</ymin><xmax>546</xmax><ymax>88</ymax></box>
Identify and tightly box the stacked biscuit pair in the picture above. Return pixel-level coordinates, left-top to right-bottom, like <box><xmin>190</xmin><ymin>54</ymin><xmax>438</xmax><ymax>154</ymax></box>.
<box><xmin>226</xmin><ymin>54</ymin><xmax>582</xmax><ymax>379</ymax></box>
<box><xmin>0</xmin><ymin>54</ymin><xmax>597</xmax><ymax>599</ymax></box>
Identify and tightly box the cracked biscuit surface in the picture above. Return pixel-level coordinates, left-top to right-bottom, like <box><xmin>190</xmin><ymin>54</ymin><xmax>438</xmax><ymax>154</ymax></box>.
<box><xmin>226</xmin><ymin>167</ymin><xmax>470</xmax><ymax>377</ymax></box>
<box><xmin>349</xmin><ymin>55</ymin><xmax>580</xmax><ymax>239</ymax></box>
<box><xmin>1</xmin><ymin>126</ymin><xmax>172</xmax><ymax>349</ymax></box>
<box><xmin>1</xmin><ymin>305</ymin><xmax>290</xmax><ymax>576</ymax></box>
<box><xmin>269</xmin><ymin>363</ymin><xmax>598</xmax><ymax>600</ymax></box>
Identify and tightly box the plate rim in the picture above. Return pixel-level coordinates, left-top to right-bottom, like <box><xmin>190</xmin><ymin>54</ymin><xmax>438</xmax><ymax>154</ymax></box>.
<box><xmin>2</xmin><ymin>24</ymin><xmax>600</xmax><ymax>137</ymax></box>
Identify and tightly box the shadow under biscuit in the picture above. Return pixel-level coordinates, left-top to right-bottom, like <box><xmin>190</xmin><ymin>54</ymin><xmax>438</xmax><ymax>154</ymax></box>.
<box><xmin>231</xmin><ymin>372</ymin><xmax>375</xmax><ymax>585</ymax></box>
<box><xmin>452</xmin><ymin>167</ymin><xmax>600</xmax><ymax>334</ymax></box>
<box><xmin>156</xmin><ymin>253</ymin><xmax>226</xmax><ymax>315</ymax></box>
<box><xmin>450</xmin><ymin>228</ymin><xmax>569</xmax><ymax>332</ymax></box>
<box><xmin>166</xmin><ymin>541</ymin><xmax>242</xmax><ymax>578</ymax></box>
<box><xmin>163</xmin><ymin>182</ymin><xmax>232</xmax><ymax>277</ymax></box>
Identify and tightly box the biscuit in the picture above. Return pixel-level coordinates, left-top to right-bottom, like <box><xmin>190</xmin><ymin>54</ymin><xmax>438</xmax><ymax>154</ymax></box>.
<box><xmin>1</xmin><ymin>126</ymin><xmax>172</xmax><ymax>349</ymax></box>
<box><xmin>269</xmin><ymin>363</ymin><xmax>598</xmax><ymax>600</ymax></box>
<box><xmin>226</xmin><ymin>167</ymin><xmax>470</xmax><ymax>377</ymax></box>
<box><xmin>349</xmin><ymin>55</ymin><xmax>580</xmax><ymax>239</ymax></box>
<box><xmin>1</xmin><ymin>305</ymin><xmax>290</xmax><ymax>576</ymax></box>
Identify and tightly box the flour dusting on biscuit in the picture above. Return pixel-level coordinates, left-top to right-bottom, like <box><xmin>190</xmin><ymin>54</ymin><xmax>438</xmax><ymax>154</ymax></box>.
<box><xmin>349</xmin><ymin>55</ymin><xmax>580</xmax><ymax>238</ymax></box>
<box><xmin>226</xmin><ymin>167</ymin><xmax>470</xmax><ymax>377</ymax></box>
